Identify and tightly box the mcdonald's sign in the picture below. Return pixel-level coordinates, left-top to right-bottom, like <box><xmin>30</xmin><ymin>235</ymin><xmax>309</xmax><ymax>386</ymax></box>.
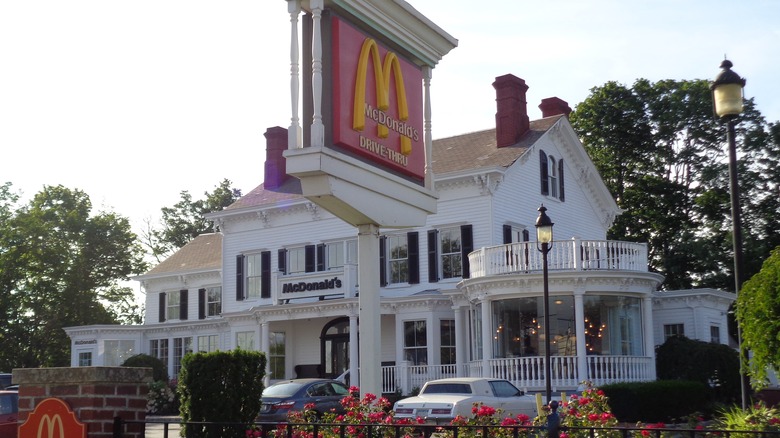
<box><xmin>19</xmin><ymin>398</ymin><xmax>86</xmax><ymax>438</ymax></box>
<box><xmin>332</xmin><ymin>16</ymin><xmax>425</xmax><ymax>182</ymax></box>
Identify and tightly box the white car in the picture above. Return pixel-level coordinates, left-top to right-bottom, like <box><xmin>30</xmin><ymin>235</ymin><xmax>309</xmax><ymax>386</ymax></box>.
<box><xmin>393</xmin><ymin>377</ymin><xmax>538</xmax><ymax>424</ymax></box>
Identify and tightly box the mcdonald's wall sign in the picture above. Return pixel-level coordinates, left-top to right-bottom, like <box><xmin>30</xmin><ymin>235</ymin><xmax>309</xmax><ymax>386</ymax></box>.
<box><xmin>331</xmin><ymin>16</ymin><xmax>426</xmax><ymax>182</ymax></box>
<box><xmin>19</xmin><ymin>398</ymin><xmax>86</xmax><ymax>438</ymax></box>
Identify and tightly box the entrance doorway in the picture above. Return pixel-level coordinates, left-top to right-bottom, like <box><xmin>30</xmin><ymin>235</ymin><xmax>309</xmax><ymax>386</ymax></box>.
<box><xmin>321</xmin><ymin>317</ymin><xmax>350</xmax><ymax>379</ymax></box>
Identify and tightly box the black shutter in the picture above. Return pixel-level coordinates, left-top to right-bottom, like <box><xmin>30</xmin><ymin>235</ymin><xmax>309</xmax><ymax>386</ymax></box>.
<box><xmin>428</xmin><ymin>229</ymin><xmax>439</xmax><ymax>283</ymax></box>
<box><xmin>198</xmin><ymin>288</ymin><xmax>206</xmax><ymax>320</ymax></box>
<box><xmin>180</xmin><ymin>289</ymin><xmax>188</xmax><ymax>320</ymax></box>
<box><xmin>158</xmin><ymin>292</ymin><xmax>166</xmax><ymax>323</ymax></box>
<box><xmin>278</xmin><ymin>249</ymin><xmax>287</xmax><ymax>274</ymax></box>
<box><xmin>379</xmin><ymin>236</ymin><xmax>387</xmax><ymax>287</ymax></box>
<box><xmin>317</xmin><ymin>244</ymin><xmax>326</xmax><ymax>271</ymax></box>
<box><xmin>261</xmin><ymin>251</ymin><xmax>271</xmax><ymax>298</ymax></box>
<box><xmin>503</xmin><ymin>224</ymin><xmax>512</xmax><ymax>244</ymax></box>
<box><xmin>461</xmin><ymin>225</ymin><xmax>473</xmax><ymax>279</ymax></box>
<box><xmin>559</xmin><ymin>158</ymin><xmax>565</xmax><ymax>201</ymax></box>
<box><xmin>408</xmin><ymin>232</ymin><xmax>419</xmax><ymax>284</ymax></box>
<box><xmin>305</xmin><ymin>245</ymin><xmax>316</xmax><ymax>273</ymax></box>
<box><xmin>236</xmin><ymin>254</ymin><xmax>245</xmax><ymax>301</ymax></box>
<box><xmin>540</xmin><ymin>150</ymin><xmax>549</xmax><ymax>196</ymax></box>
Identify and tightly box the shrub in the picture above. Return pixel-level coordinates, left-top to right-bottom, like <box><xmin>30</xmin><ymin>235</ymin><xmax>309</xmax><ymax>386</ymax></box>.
<box><xmin>179</xmin><ymin>349</ymin><xmax>266</xmax><ymax>438</ymax></box>
<box><xmin>122</xmin><ymin>353</ymin><xmax>169</xmax><ymax>382</ymax></box>
<box><xmin>600</xmin><ymin>380</ymin><xmax>708</xmax><ymax>422</ymax></box>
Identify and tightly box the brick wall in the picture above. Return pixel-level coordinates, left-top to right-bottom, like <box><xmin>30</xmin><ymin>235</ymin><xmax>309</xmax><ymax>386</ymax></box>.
<box><xmin>13</xmin><ymin>367</ymin><xmax>153</xmax><ymax>438</ymax></box>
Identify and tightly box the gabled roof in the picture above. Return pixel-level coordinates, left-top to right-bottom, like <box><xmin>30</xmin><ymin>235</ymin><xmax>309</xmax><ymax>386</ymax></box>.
<box><xmin>137</xmin><ymin>233</ymin><xmax>222</xmax><ymax>278</ymax></box>
<box><xmin>221</xmin><ymin>115</ymin><xmax>563</xmax><ymax>211</ymax></box>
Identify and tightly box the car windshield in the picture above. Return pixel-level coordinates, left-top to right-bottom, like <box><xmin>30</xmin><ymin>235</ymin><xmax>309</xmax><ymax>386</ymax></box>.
<box><xmin>421</xmin><ymin>383</ymin><xmax>472</xmax><ymax>394</ymax></box>
<box><xmin>262</xmin><ymin>382</ymin><xmax>305</xmax><ymax>397</ymax></box>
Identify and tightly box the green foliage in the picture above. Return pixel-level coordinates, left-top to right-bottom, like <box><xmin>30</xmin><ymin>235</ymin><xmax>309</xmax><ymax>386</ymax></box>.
<box><xmin>122</xmin><ymin>354</ymin><xmax>169</xmax><ymax>382</ymax></box>
<box><xmin>0</xmin><ymin>184</ymin><xmax>147</xmax><ymax>369</ymax></box>
<box><xmin>142</xmin><ymin>179</ymin><xmax>241</xmax><ymax>262</ymax></box>
<box><xmin>571</xmin><ymin>79</ymin><xmax>780</xmax><ymax>291</ymax></box>
<box><xmin>737</xmin><ymin>246</ymin><xmax>780</xmax><ymax>388</ymax></box>
<box><xmin>655</xmin><ymin>335</ymin><xmax>740</xmax><ymax>404</ymax></box>
<box><xmin>538</xmin><ymin>383</ymin><xmax>620</xmax><ymax>438</ymax></box>
<box><xmin>600</xmin><ymin>380</ymin><xmax>708</xmax><ymax>422</ymax></box>
<box><xmin>715</xmin><ymin>402</ymin><xmax>780</xmax><ymax>437</ymax></box>
<box><xmin>179</xmin><ymin>349</ymin><xmax>266</xmax><ymax>438</ymax></box>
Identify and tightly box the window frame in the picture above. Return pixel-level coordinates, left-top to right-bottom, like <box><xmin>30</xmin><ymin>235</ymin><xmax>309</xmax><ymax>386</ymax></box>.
<box><xmin>166</xmin><ymin>291</ymin><xmax>181</xmax><ymax>320</ymax></box>
<box><xmin>403</xmin><ymin>320</ymin><xmax>428</xmax><ymax>366</ymax></box>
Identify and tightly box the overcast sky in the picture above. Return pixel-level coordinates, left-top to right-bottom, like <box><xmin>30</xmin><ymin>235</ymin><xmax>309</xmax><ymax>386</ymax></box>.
<box><xmin>2</xmin><ymin>0</ymin><xmax>778</xmax><ymax>235</ymax></box>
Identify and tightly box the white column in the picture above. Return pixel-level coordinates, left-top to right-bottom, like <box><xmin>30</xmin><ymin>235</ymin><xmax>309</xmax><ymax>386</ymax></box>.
<box><xmin>573</xmin><ymin>290</ymin><xmax>588</xmax><ymax>386</ymax></box>
<box><xmin>287</xmin><ymin>0</ymin><xmax>302</xmax><ymax>149</ymax></box>
<box><xmin>309</xmin><ymin>0</ymin><xmax>324</xmax><ymax>147</ymax></box>
<box><xmin>453</xmin><ymin>304</ymin><xmax>466</xmax><ymax>372</ymax></box>
<box><xmin>260</xmin><ymin>322</ymin><xmax>270</xmax><ymax>386</ymax></box>
<box><xmin>423</xmin><ymin>66</ymin><xmax>433</xmax><ymax>190</ymax></box>
<box><xmin>349</xmin><ymin>312</ymin><xmax>359</xmax><ymax>388</ymax></box>
<box><xmin>358</xmin><ymin>223</ymin><xmax>381</xmax><ymax>396</ymax></box>
<box><xmin>480</xmin><ymin>298</ymin><xmax>492</xmax><ymax>376</ymax></box>
<box><xmin>643</xmin><ymin>296</ymin><xmax>656</xmax><ymax>379</ymax></box>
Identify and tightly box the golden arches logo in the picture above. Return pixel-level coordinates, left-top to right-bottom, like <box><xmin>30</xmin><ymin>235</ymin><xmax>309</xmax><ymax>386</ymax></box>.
<box><xmin>352</xmin><ymin>38</ymin><xmax>412</xmax><ymax>156</ymax></box>
<box><xmin>37</xmin><ymin>414</ymin><xmax>65</xmax><ymax>438</ymax></box>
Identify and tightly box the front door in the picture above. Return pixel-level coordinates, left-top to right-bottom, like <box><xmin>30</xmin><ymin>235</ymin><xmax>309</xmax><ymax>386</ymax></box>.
<box><xmin>321</xmin><ymin>317</ymin><xmax>350</xmax><ymax>379</ymax></box>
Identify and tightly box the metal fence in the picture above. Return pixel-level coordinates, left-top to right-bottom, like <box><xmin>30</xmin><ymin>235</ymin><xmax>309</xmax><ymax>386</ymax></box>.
<box><xmin>114</xmin><ymin>417</ymin><xmax>780</xmax><ymax>438</ymax></box>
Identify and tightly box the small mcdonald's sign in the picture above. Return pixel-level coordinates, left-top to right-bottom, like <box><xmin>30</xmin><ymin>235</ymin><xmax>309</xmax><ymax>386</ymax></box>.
<box><xmin>20</xmin><ymin>398</ymin><xmax>86</xmax><ymax>438</ymax></box>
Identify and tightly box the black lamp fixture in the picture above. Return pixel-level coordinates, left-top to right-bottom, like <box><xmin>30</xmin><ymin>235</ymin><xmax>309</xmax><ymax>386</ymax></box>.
<box><xmin>711</xmin><ymin>58</ymin><xmax>749</xmax><ymax>409</ymax></box>
<box><xmin>535</xmin><ymin>204</ymin><xmax>554</xmax><ymax>404</ymax></box>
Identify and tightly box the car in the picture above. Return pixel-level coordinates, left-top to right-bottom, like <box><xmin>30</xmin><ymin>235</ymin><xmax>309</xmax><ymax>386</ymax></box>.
<box><xmin>257</xmin><ymin>378</ymin><xmax>351</xmax><ymax>423</ymax></box>
<box><xmin>0</xmin><ymin>390</ymin><xmax>19</xmax><ymax>438</ymax></box>
<box><xmin>0</xmin><ymin>374</ymin><xmax>12</xmax><ymax>390</ymax></box>
<box><xmin>392</xmin><ymin>377</ymin><xmax>538</xmax><ymax>425</ymax></box>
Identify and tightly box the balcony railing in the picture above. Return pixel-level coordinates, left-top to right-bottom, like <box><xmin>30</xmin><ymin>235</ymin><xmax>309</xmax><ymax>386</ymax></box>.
<box><xmin>382</xmin><ymin>355</ymin><xmax>653</xmax><ymax>395</ymax></box>
<box><xmin>468</xmin><ymin>239</ymin><xmax>649</xmax><ymax>278</ymax></box>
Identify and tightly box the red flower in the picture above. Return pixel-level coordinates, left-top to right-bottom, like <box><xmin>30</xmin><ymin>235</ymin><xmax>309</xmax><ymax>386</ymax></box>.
<box><xmin>501</xmin><ymin>417</ymin><xmax>518</xmax><ymax>426</ymax></box>
<box><xmin>588</xmin><ymin>413</ymin><xmax>600</xmax><ymax>422</ymax></box>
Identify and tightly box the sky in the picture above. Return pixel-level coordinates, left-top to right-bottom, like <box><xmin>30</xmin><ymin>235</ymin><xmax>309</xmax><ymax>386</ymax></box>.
<box><xmin>2</xmin><ymin>0</ymin><xmax>779</xmax><ymax>236</ymax></box>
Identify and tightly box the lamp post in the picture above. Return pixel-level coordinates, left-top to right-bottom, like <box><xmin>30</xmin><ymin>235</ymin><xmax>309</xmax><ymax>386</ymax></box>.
<box><xmin>535</xmin><ymin>204</ymin><xmax>554</xmax><ymax>404</ymax></box>
<box><xmin>710</xmin><ymin>59</ymin><xmax>749</xmax><ymax>409</ymax></box>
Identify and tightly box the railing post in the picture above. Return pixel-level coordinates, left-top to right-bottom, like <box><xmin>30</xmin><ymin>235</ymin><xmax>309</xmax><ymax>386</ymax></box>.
<box><xmin>572</xmin><ymin>237</ymin><xmax>581</xmax><ymax>271</ymax></box>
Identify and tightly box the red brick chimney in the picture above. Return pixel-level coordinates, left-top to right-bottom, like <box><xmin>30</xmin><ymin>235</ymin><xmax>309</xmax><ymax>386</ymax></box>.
<box><xmin>493</xmin><ymin>74</ymin><xmax>530</xmax><ymax>148</ymax></box>
<box><xmin>539</xmin><ymin>97</ymin><xmax>572</xmax><ymax>118</ymax></box>
<box><xmin>264</xmin><ymin>126</ymin><xmax>289</xmax><ymax>189</ymax></box>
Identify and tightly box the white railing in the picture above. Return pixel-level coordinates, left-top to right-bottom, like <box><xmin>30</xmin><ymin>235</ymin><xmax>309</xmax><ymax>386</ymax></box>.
<box><xmin>380</xmin><ymin>355</ymin><xmax>653</xmax><ymax>395</ymax></box>
<box><xmin>468</xmin><ymin>239</ymin><xmax>649</xmax><ymax>278</ymax></box>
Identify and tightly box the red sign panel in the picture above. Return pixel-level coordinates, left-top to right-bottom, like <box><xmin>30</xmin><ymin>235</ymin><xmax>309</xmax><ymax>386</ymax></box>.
<box><xmin>332</xmin><ymin>16</ymin><xmax>425</xmax><ymax>182</ymax></box>
<box><xmin>19</xmin><ymin>398</ymin><xmax>86</xmax><ymax>438</ymax></box>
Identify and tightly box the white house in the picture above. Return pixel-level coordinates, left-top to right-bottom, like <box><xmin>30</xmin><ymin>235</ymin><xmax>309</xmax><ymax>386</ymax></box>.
<box><xmin>65</xmin><ymin>72</ymin><xmax>734</xmax><ymax>394</ymax></box>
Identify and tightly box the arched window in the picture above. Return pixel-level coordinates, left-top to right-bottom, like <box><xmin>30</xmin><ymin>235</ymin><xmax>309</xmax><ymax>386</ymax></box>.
<box><xmin>539</xmin><ymin>150</ymin><xmax>565</xmax><ymax>201</ymax></box>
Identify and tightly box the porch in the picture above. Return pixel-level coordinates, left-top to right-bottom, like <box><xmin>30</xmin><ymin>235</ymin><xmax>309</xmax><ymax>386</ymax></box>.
<box><xmin>379</xmin><ymin>355</ymin><xmax>654</xmax><ymax>395</ymax></box>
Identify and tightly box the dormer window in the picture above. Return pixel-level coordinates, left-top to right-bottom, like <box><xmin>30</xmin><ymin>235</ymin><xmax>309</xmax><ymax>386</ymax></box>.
<box><xmin>539</xmin><ymin>150</ymin><xmax>565</xmax><ymax>201</ymax></box>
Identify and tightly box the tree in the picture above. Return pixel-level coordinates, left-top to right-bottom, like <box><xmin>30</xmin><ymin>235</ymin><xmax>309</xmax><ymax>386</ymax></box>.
<box><xmin>142</xmin><ymin>179</ymin><xmax>241</xmax><ymax>262</ymax></box>
<box><xmin>570</xmin><ymin>79</ymin><xmax>780</xmax><ymax>291</ymax></box>
<box><xmin>737</xmin><ymin>246</ymin><xmax>780</xmax><ymax>388</ymax></box>
<box><xmin>0</xmin><ymin>184</ymin><xmax>148</xmax><ymax>368</ymax></box>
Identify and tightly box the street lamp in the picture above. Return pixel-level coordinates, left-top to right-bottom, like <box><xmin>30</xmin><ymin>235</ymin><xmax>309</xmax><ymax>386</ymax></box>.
<box><xmin>535</xmin><ymin>204</ymin><xmax>554</xmax><ymax>404</ymax></box>
<box><xmin>710</xmin><ymin>58</ymin><xmax>748</xmax><ymax>409</ymax></box>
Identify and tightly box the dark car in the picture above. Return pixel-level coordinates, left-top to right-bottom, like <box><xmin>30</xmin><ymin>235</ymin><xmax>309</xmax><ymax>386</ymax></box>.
<box><xmin>0</xmin><ymin>374</ymin><xmax>12</xmax><ymax>389</ymax></box>
<box><xmin>0</xmin><ymin>390</ymin><xmax>19</xmax><ymax>438</ymax></box>
<box><xmin>257</xmin><ymin>378</ymin><xmax>350</xmax><ymax>423</ymax></box>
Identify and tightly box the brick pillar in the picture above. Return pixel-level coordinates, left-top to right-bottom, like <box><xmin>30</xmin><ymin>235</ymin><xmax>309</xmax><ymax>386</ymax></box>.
<box><xmin>13</xmin><ymin>367</ymin><xmax>153</xmax><ymax>438</ymax></box>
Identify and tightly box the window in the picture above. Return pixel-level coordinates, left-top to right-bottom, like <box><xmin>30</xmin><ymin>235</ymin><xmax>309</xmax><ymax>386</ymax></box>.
<box><xmin>104</xmin><ymin>340</ymin><xmax>135</xmax><ymax>366</ymax></box>
<box><xmin>428</xmin><ymin>226</ymin><xmax>472</xmax><ymax>282</ymax></box>
<box><xmin>381</xmin><ymin>233</ymin><xmax>419</xmax><ymax>286</ymax></box>
<box><xmin>199</xmin><ymin>287</ymin><xmax>221</xmax><ymax>319</ymax></box>
<box><xmin>710</xmin><ymin>326</ymin><xmax>721</xmax><ymax>344</ymax></box>
<box><xmin>664</xmin><ymin>323</ymin><xmax>685</xmax><ymax>341</ymax></box>
<box><xmin>198</xmin><ymin>335</ymin><xmax>218</xmax><ymax>353</ymax></box>
<box><xmin>173</xmin><ymin>337</ymin><xmax>192</xmax><ymax>375</ymax></box>
<box><xmin>269</xmin><ymin>332</ymin><xmax>286</xmax><ymax>379</ymax></box>
<box><xmin>164</xmin><ymin>290</ymin><xmax>187</xmax><ymax>321</ymax></box>
<box><xmin>237</xmin><ymin>331</ymin><xmax>255</xmax><ymax>350</ymax></box>
<box><xmin>150</xmin><ymin>339</ymin><xmax>169</xmax><ymax>369</ymax></box>
<box><xmin>440</xmin><ymin>320</ymin><xmax>456</xmax><ymax>365</ymax></box>
<box><xmin>539</xmin><ymin>150</ymin><xmax>565</xmax><ymax>201</ymax></box>
<box><xmin>404</xmin><ymin>320</ymin><xmax>427</xmax><ymax>365</ymax></box>
<box><xmin>78</xmin><ymin>351</ymin><xmax>92</xmax><ymax>367</ymax></box>
<box><xmin>388</xmin><ymin>234</ymin><xmax>409</xmax><ymax>283</ymax></box>
<box><xmin>440</xmin><ymin>228</ymin><xmax>462</xmax><ymax>279</ymax></box>
<box><xmin>287</xmin><ymin>247</ymin><xmax>307</xmax><ymax>274</ymax></box>
<box><xmin>247</xmin><ymin>254</ymin><xmax>263</xmax><ymax>298</ymax></box>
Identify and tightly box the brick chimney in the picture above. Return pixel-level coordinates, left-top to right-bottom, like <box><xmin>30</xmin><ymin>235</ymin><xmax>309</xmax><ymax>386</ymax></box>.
<box><xmin>539</xmin><ymin>97</ymin><xmax>572</xmax><ymax>118</ymax></box>
<box><xmin>264</xmin><ymin>126</ymin><xmax>289</xmax><ymax>189</ymax></box>
<box><xmin>493</xmin><ymin>74</ymin><xmax>530</xmax><ymax>148</ymax></box>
